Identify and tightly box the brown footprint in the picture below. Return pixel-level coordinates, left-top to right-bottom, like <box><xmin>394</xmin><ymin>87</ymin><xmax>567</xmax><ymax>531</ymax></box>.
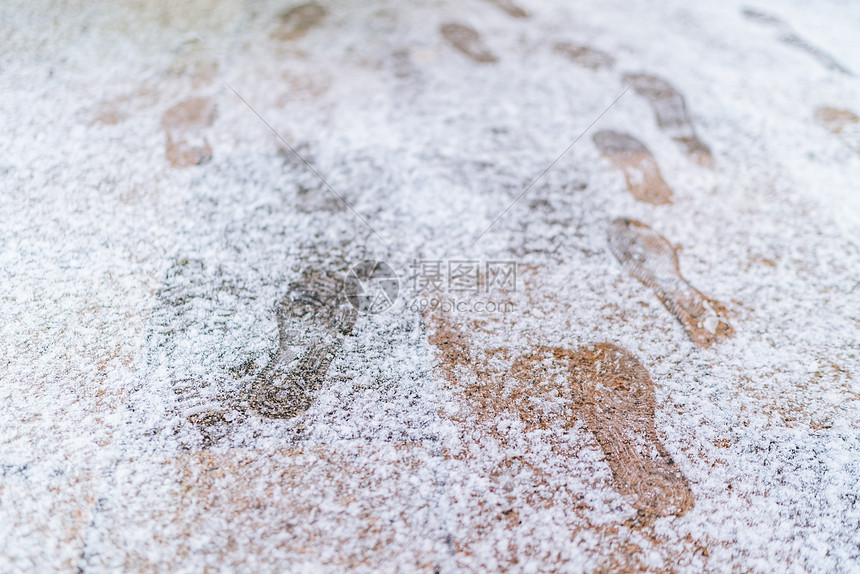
<box><xmin>623</xmin><ymin>73</ymin><xmax>713</xmax><ymax>167</ymax></box>
<box><xmin>161</xmin><ymin>97</ymin><xmax>216</xmax><ymax>168</ymax></box>
<box><xmin>272</xmin><ymin>2</ymin><xmax>327</xmax><ymax>42</ymax></box>
<box><xmin>440</xmin><ymin>22</ymin><xmax>498</xmax><ymax>64</ymax></box>
<box><xmin>426</xmin><ymin>313</ymin><xmax>693</xmax><ymax>524</ymax></box>
<box><xmin>593</xmin><ymin>131</ymin><xmax>672</xmax><ymax>204</ymax></box>
<box><xmin>815</xmin><ymin>106</ymin><xmax>860</xmax><ymax>152</ymax></box>
<box><xmin>514</xmin><ymin>344</ymin><xmax>694</xmax><ymax>522</ymax></box>
<box><xmin>742</xmin><ymin>8</ymin><xmax>852</xmax><ymax>75</ymax></box>
<box><xmin>483</xmin><ymin>0</ymin><xmax>529</xmax><ymax>19</ymax></box>
<box><xmin>554</xmin><ymin>42</ymin><xmax>615</xmax><ymax>70</ymax></box>
<box><xmin>608</xmin><ymin>218</ymin><xmax>733</xmax><ymax>347</ymax></box>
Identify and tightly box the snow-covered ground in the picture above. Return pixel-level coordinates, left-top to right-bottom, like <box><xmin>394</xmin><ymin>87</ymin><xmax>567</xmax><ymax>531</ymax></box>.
<box><xmin>1</xmin><ymin>0</ymin><xmax>859</xmax><ymax>571</ymax></box>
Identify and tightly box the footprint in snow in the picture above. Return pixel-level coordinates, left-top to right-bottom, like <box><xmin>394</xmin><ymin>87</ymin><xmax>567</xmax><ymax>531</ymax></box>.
<box><xmin>554</xmin><ymin>42</ymin><xmax>615</xmax><ymax>70</ymax></box>
<box><xmin>593</xmin><ymin>130</ymin><xmax>673</xmax><ymax>205</ymax></box>
<box><xmin>483</xmin><ymin>0</ymin><xmax>529</xmax><ymax>19</ymax></box>
<box><xmin>515</xmin><ymin>343</ymin><xmax>695</xmax><ymax>523</ymax></box>
<box><xmin>439</xmin><ymin>22</ymin><xmax>499</xmax><ymax>64</ymax></box>
<box><xmin>271</xmin><ymin>2</ymin><xmax>327</xmax><ymax>42</ymax></box>
<box><xmin>815</xmin><ymin>106</ymin><xmax>860</xmax><ymax>154</ymax></box>
<box><xmin>623</xmin><ymin>73</ymin><xmax>714</xmax><ymax>168</ymax></box>
<box><xmin>742</xmin><ymin>7</ymin><xmax>852</xmax><ymax>75</ymax></box>
<box><xmin>608</xmin><ymin>218</ymin><xmax>733</xmax><ymax>348</ymax></box>
<box><xmin>247</xmin><ymin>268</ymin><xmax>357</xmax><ymax>419</ymax></box>
<box><xmin>161</xmin><ymin>96</ymin><xmax>216</xmax><ymax>168</ymax></box>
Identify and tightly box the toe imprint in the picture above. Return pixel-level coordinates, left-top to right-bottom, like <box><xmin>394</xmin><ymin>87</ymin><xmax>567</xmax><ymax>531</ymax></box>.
<box><xmin>623</xmin><ymin>73</ymin><xmax>713</xmax><ymax>167</ymax></box>
<box><xmin>816</xmin><ymin>106</ymin><xmax>860</xmax><ymax>153</ymax></box>
<box><xmin>248</xmin><ymin>269</ymin><xmax>357</xmax><ymax>419</ymax></box>
<box><xmin>272</xmin><ymin>2</ymin><xmax>327</xmax><ymax>42</ymax></box>
<box><xmin>161</xmin><ymin>97</ymin><xmax>216</xmax><ymax>168</ymax></box>
<box><xmin>554</xmin><ymin>42</ymin><xmax>615</xmax><ymax>70</ymax></box>
<box><xmin>440</xmin><ymin>22</ymin><xmax>498</xmax><ymax>64</ymax></box>
<box><xmin>593</xmin><ymin>131</ymin><xmax>672</xmax><ymax>204</ymax></box>
<box><xmin>741</xmin><ymin>8</ymin><xmax>784</xmax><ymax>26</ymax></box>
<box><xmin>608</xmin><ymin>218</ymin><xmax>733</xmax><ymax>347</ymax></box>
<box><xmin>483</xmin><ymin>0</ymin><xmax>529</xmax><ymax>19</ymax></box>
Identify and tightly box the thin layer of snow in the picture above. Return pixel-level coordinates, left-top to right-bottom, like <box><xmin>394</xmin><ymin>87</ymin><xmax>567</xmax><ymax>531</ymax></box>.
<box><xmin>1</xmin><ymin>0</ymin><xmax>858</xmax><ymax>572</ymax></box>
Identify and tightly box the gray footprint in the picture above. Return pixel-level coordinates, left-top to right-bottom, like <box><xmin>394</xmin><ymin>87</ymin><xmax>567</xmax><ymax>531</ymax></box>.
<box><xmin>623</xmin><ymin>73</ymin><xmax>714</xmax><ymax>167</ymax></box>
<box><xmin>248</xmin><ymin>269</ymin><xmax>357</xmax><ymax>419</ymax></box>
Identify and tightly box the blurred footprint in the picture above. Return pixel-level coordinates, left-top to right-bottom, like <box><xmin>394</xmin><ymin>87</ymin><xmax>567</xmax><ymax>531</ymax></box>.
<box><xmin>483</xmin><ymin>0</ymin><xmax>529</xmax><ymax>19</ymax></box>
<box><xmin>780</xmin><ymin>34</ymin><xmax>853</xmax><ymax>75</ymax></box>
<box><xmin>272</xmin><ymin>2</ymin><xmax>327</xmax><ymax>42</ymax></box>
<box><xmin>554</xmin><ymin>42</ymin><xmax>615</xmax><ymax>70</ymax></box>
<box><xmin>742</xmin><ymin>7</ymin><xmax>852</xmax><ymax>75</ymax></box>
<box><xmin>815</xmin><ymin>106</ymin><xmax>860</xmax><ymax>153</ymax></box>
<box><xmin>247</xmin><ymin>268</ymin><xmax>357</xmax><ymax>419</ymax></box>
<box><xmin>608</xmin><ymin>218</ymin><xmax>733</xmax><ymax>347</ymax></box>
<box><xmin>90</xmin><ymin>87</ymin><xmax>159</xmax><ymax>126</ymax></box>
<box><xmin>440</xmin><ymin>22</ymin><xmax>498</xmax><ymax>64</ymax></box>
<box><xmin>88</xmin><ymin>56</ymin><xmax>218</xmax><ymax>133</ymax></box>
<box><xmin>741</xmin><ymin>7</ymin><xmax>782</xmax><ymax>26</ymax></box>
<box><xmin>515</xmin><ymin>343</ymin><xmax>695</xmax><ymax>522</ymax></box>
<box><xmin>593</xmin><ymin>130</ymin><xmax>672</xmax><ymax>204</ymax></box>
<box><xmin>161</xmin><ymin>97</ymin><xmax>216</xmax><ymax>168</ymax></box>
<box><xmin>623</xmin><ymin>74</ymin><xmax>713</xmax><ymax>167</ymax></box>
